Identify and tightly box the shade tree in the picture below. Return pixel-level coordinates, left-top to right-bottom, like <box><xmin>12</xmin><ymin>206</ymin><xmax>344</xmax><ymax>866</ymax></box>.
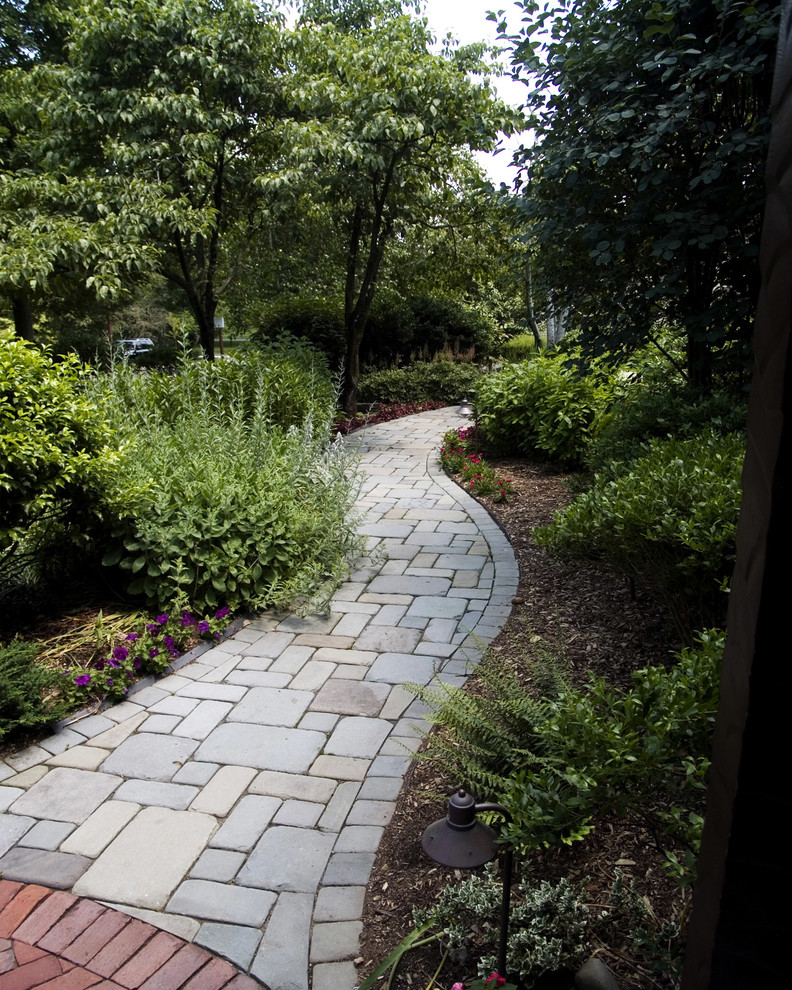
<box><xmin>276</xmin><ymin>10</ymin><xmax>520</xmax><ymax>412</ymax></box>
<box><xmin>502</xmin><ymin>0</ymin><xmax>779</xmax><ymax>389</ymax></box>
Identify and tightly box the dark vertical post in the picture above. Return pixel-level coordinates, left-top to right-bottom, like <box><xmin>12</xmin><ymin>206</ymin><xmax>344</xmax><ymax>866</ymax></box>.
<box><xmin>682</xmin><ymin>4</ymin><xmax>792</xmax><ymax>987</ymax></box>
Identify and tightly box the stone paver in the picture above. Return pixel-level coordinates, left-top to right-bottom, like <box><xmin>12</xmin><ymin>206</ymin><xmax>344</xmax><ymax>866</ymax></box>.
<box><xmin>72</xmin><ymin>807</ymin><xmax>217</xmax><ymax>909</ymax></box>
<box><xmin>0</xmin><ymin>407</ymin><xmax>518</xmax><ymax>990</ymax></box>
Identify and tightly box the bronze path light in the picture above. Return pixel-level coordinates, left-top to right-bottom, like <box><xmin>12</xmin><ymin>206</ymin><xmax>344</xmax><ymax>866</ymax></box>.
<box><xmin>421</xmin><ymin>789</ymin><xmax>514</xmax><ymax>981</ymax></box>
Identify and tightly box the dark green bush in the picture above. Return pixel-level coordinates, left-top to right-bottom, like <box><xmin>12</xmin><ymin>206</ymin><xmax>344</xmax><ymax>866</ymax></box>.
<box><xmin>536</xmin><ymin>431</ymin><xmax>744</xmax><ymax>633</ymax></box>
<box><xmin>0</xmin><ymin>639</ymin><xmax>69</xmax><ymax>741</ymax></box>
<box><xmin>253</xmin><ymin>296</ymin><xmax>346</xmax><ymax>368</ymax></box>
<box><xmin>358</xmin><ymin>361</ymin><xmax>482</xmax><ymax>404</ymax></box>
<box><xmin>475</xmin><ymin>352</ymin><xmax>614</xmax><ymax>465</ymax></box>
<box><xmin>587</xmin><ymin>376</ymin><xmax>747</xmax><ymax>470</ymax></box>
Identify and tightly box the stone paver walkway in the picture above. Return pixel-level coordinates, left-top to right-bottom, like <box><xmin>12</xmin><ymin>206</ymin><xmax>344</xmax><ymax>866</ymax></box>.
<box><xmin>0</xmin><ymin>408</ymin><xmax>518</xmax><ymax>990</ymax></box>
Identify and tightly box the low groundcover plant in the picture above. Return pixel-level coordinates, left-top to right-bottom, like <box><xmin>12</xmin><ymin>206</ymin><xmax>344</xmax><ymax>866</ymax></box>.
<box><xmin>440</xmin><ymin>427</ymin><xmax>513</xmax><ymax>503</ymax></box>
<box><xmin>61</xmin><ymin>606</ymin><xmax>233</xmax><ymax>706</ymax></box>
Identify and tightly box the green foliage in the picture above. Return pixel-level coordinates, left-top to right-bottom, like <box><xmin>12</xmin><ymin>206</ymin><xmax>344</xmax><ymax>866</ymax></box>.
<box><xmin>501</xmin><ymin>332</ymin><xmax>537</xmax><ymax>362</ymax></box>
<box><xmin>253</xmin><ymin>297</ymin><xmax>346</xmax><ymax>369</ymax></box>
<box><xmin>358</xmin><ymin>361</ymin><xmax>481</xmax><ymax>404</ymax></box>
<box><xmin>105</xmin><ymin>338</ymin><xmax>333</xmax><ymax>433</ymax></box>
<box><xmin>96</xmin><ymin>349</ymin><xmax>359</xmax><ymax>612</ymax></box>
<box><xmin>504</xmin><ymin>0</ymin><xmax>778</xmax><ymax>387</ymax></box>
<box><xmin>283</xmin><ymin>11</ymin><xmax>519</xmax><ymax>409</ymax></box>
<box><xmin>0</xmin><ymin>330</ymin><xmax>122</xmax><ymax>591</ymax></box>
<box><xmin>0</xmin><ymin>638</ymin><xmax>68</xmax><ymax>741</ymax></box>
<box><xmin>475</xmin><ymin>351</ymin><xmax>614</xmax><ymax>465</ymax></box>
<box><xmin>1</xmin><ymin>0</ymin><xmax>286</xmax><ymax>354</ymax></box>
<box><xmin>414</xmin><ymin>865</ymin><xmax>589</xmax><ymax>985</ymax></box>
<box><xmin>366</xmin><ymin>294</ymin><xmax>496</xmax><ymax>366</ymax></box>
<box><xmin>536</xmin><ymin>432</ymin><xmax>743</xmax><ymax>632</ymax></box>
<box><xmin>410</xmin><ymin>629</ymin><xmax>723</xmax><ymax>884</ymax></box>
<box><xmin>440</xmin><ymin>427</ymin><xmax>514</xmax><ymax>502</ymax></box>
<box><xmin>587</xmin><ymin>373</ymin><xmax>748</xmax><ymax>471</ymax></box>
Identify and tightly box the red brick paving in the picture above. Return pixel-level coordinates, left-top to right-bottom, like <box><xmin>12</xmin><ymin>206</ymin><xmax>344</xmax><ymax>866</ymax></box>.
<box><xmin>0</xmin><ymin>883</ymin><xmax>264</xmax><ymax>990</ymax></box>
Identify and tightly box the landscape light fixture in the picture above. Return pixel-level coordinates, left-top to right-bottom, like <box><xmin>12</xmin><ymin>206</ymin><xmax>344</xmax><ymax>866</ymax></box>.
<box><xmin>421</xmin><ymin>789</ymin><xmax>514</xmax><ymax>980</ymax></box>
<box><xmin>458</xmin><ymin>397</ymin><xmax>474</xmax><ymax>417</ymax></box>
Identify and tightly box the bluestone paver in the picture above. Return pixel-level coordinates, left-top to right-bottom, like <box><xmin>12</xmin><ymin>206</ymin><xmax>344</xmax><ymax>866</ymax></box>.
<box><xmin>100</xmin><ymin>735</ymin><xmax>198</xmax><ymax>782</ymax></box>
<box><xmin>251</xmin><ymin>892</ymin><xmax>312</xmax><ymax>990</ymax></box>
<box><xmin>237</xmin><ymin>827</ymin><xmax>335</xmax><ymax>893</ymax></box>
<box><xmin>10</xmin><ymin>768</ymin><xmax>121</xmax><ymax>824</ymax></box>
<box><xmin>166</xmin><ymin>880</ymin><xmax>276</xmax><ymax>927</ymax></box>
<box><xmin>0</xmin><ymin>407</ymin><xmax>519</xmax><ymax>990</ymax></box>
<box><xmin>72</xmin><ymin>807</ymin><xmax>217</xmax><ymax>909</ymax></box>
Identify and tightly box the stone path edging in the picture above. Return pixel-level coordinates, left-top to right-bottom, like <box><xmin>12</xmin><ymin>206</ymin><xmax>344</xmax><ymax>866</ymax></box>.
<box><xmin>0</xmin><ymin>408</ymin><xmax>519</xmax><ymax>990</ymax></box>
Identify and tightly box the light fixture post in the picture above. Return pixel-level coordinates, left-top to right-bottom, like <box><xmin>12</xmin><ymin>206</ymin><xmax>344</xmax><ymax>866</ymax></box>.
<box><xmin>421</xmin><ymin>790</ymin><xmax>514</xmax><ymax>980</ymax></box>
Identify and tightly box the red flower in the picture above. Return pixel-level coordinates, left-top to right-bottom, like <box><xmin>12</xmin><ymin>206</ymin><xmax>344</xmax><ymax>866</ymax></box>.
<box><xmin>485</xmin><ymin>975</ymin><xmax>506</xmax><ymax>988</ymax></box>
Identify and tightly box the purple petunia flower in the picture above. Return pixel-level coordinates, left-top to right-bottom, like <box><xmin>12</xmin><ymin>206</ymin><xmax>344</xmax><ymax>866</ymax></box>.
<box><xmin>94</xmin><ymin>660</ymin><xmax>105</xmax><ymax>670</ymax></box>
<box><xmin>113</xmin><ymin>646</ymin><xmax>128</xmax><ymax>662</ymax></box>
<box><xmin>146</xmin><ymin>623</ymin><xmax>159</xmax><ymax>634</ymax></box>
<box><xmin>133</xmin><ymin>657</ymin><xmax>142</xmax><ymax>669</ymax></box>
<box><xmin>156</xmin><ymin>614</ymin><xmax>169</xmax><ymax>625</ymax></box>
<box><xmin>107</xmin><ymin>678</ymin><xmax>114</xmax><ymax>686</ymax></box>
<box><xmin>149</xmin><ymin>648</ymin><xmax>159</xmax><ymax>659</ymax></box>
<box><xmin>214</xmin><ymin>606</ymin><xmax>231</xmax><ymax>619</ymax></box>
<box><xmin>126</xmin><ymin>632</ymin><xmax>140</xmax><ymax>642</ymax></box>
<box><xmin>197</xmin><ymin>621</ymin><xmax>210</xmax><ymax>634</ymax></box>
<box><xmin>107</xmin><ymin>658</ymin><xmax>120</xmax><ymax>669</ymax></box>
<box><xmin>74</xmin><ymin>673</ymin><xmax>91</xmax><ymax>686</ymax></box>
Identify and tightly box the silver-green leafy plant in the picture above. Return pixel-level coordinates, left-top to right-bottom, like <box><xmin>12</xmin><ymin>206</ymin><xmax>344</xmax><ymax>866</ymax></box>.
<box><xmin>413</xmin><ymin>864</ymin><xmax>590</xmax><ymax>985</ymax></box>
<box><xmin>94</xmin><ymin>346</ymin><xmax>361</xmax><ymax>612</ymax></box>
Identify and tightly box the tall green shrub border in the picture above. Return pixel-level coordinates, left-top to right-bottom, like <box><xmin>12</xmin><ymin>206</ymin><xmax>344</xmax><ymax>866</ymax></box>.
<box><xmin>535</xmin><ymin>431</ymin><xmax>744</xmax><ymax>633</ymax></box>
<box><xmin>358</xmin><ymin>361</ymin><xmax>481</xmax><ymax>404</ymax></box>
<box><xmin>96</xmin><ymin>347</ymin><xmax>360</xmax><ymax>612</ymax></box>
<box><xmin>475</xmin><ymin>352</ymin><xmax>614</xmax><ymax>465</ymax></box>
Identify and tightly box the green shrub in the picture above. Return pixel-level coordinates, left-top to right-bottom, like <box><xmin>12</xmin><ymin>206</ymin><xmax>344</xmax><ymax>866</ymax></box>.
<box><xmin>410</xmin><ymin>628</ymin><xmax>723</xmax><ymax>886</ymax></box>
<box><xmin>102</xmin><ymin>338</ymin><xmax>334</xmax><ymax>433</ymax></box>
<box><xmin>587</xmin><ymin>373</ymin><xmax>747</xmax><ymax>470</ymax></box>
<box><xmin>95</xmin><ymin>348</ymin><xmax>359</xmax><ymax>612</ymax></box>
<box><xmin>358</xmin><ymin>361</ymin><xmax>481</xmax><ymax>404</ymax></box>
<box><xmin>501</xmin><ymin>332</ymin><xmax>537</xmax><ymax>362</ymax></box>
<box><xmin>0</xmin><ymin>639</ymin><xmax>69</xmax><ymax>741</ymax></box>
<box><xmin>0</xmin><ymin>331</ymin><xmax>122</xmax><ymax>594</ymax></box>
<box><xmin>407</xmin><ymin>295</ymin><xmax>495</xmax><ymax>360</ymax></box>
<box><xmin>252</xmin><ymin>297</ymin><xmax>346</xmax><ymax>369</ymax></box>
<box><xmin>475</xmin><ymin>351</ymin><xmax>614</xmax><ymax>465</ymax></box>
<box><xmin>535</xmin><ymin>431</ymin><xmax>743</xmax><ymax>632</ymax></box>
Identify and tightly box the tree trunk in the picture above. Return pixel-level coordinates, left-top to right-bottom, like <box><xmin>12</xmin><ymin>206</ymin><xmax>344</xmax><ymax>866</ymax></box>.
<box><xmin>11</xmin><ymin>294</ymin><xmax>34</xmax><ymax>341</ymax></box>
<box><xmin>340</xmin><ymin>168</ymin><xmax>396</xmax><ymax>415</ymax></box>
<box><xmin>687</xmin><ymin>333</ymin><xmax>713</xmax><ymax>393</ymax></box>
<box><xmin>685</xmin><ymin>246</ymin><xmax>716</xmax><ymax>393</ymax></box>
<box><xmin>524</xmin><ymin>258</ymin><xmax>543</xmax><ymax>348</ymax></box>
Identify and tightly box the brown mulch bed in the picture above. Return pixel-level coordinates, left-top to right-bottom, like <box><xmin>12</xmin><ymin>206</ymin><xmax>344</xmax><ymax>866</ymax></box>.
<box><xmin>356</xmin><ymin>457</ymin><xmax>688</xmax><ymax>990</ymax></box>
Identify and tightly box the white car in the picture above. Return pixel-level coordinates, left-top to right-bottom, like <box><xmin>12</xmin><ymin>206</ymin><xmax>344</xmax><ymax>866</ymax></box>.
<box><xmin>116</xmin><ymin>338</ymin><xmax>155</xmax><ymax>358</ymax></box>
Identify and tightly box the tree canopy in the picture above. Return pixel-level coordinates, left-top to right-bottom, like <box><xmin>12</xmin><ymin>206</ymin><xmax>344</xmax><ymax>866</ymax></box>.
<box><xmin>504</xmin><ymin>0</ymin><xmax>779</xmax><ymax>389</ymax></box>
<box><xmin>279</xmin><ymin>12</ymin><xmax>518</xmax><ymax>409</ymax></box>
<box><xmin>1</xmin><ymin>0</ymin><xmax>519</xmax><ymax>371</ymax></box>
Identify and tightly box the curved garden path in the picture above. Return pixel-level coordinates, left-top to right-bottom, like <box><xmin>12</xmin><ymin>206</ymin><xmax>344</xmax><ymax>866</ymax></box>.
<box><xmin>0</xmin><ymin>407</ymin><xmax>518</xmax><ymax>990</ymax></box>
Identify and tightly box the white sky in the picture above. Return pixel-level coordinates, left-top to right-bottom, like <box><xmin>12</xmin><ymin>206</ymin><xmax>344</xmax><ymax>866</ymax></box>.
<box><xmin>420</xmin><ymin>0</ymin><xmax>529</xmax><ymax>186</ymax></box>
